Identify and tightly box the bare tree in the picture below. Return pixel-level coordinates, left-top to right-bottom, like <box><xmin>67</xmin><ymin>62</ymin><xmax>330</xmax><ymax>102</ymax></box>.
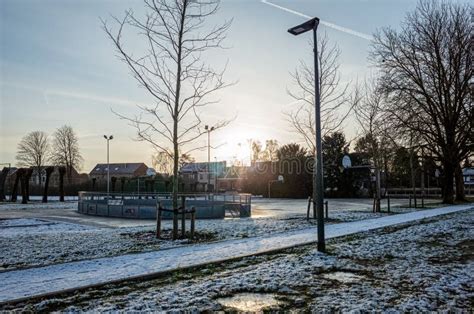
<box><xmin>372</xmin><ymin>0</ymin><xmax>473</xmax><ymax>203</ymax></box>
<box><xmin>51</xmin><ymin>125</ymin><xmax>83</xmax><ymax>183</ymax></box>
<box><xmin>16</xmin><ymin>131</ymin><xmax>50</xmax><ymax>185</ymax></box>
<box><xmin>262</xmin><ymin>139</ymin><xmax>279</xmax><ymax>162</ymax></box>
<box><xmin>102</xmin><ymin>0</ymin><xmax>232</xmax><ymax>238</ymax></box>
<box><xmin>151</xmin><ymin>150</ymin><xmax>195</xmax><ymax>175</ymax></box>
<box><xmin>250</xmin><ymin>140</ymin><xmax>262</xmax><ymax>164</ymax></box>
<box><xmin>285</xmin><ymin>33</ymin><xmax>355</xmax><ymax>153</ymax></box>
<box><xmin>354</xmin><ymin>79</ymin><xmax>396</xmax><ymax>172</ymax></box>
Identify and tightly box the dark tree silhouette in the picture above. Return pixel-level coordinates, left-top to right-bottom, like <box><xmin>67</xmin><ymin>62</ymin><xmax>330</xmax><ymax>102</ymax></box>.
<box><xmin>0</xmin><ymin>167</ymin><xmax>10</xmax><ymax>201</ymax></box>
<box><xmin>11</xmin><ymin>168</ymin><xmax>25</xmax><ymax>202</ymax></box>
<box><xmin>42</xmin><ymin>166</ymin><xmax>55</xmax><ymax>203</ymax></box>
<box><xmin>16</xmin><ymin>131</ymin><xmax>50</xmax><ymax>186</ymax></box>
<box><xmin>24</xmin><ymin>168</ymin><xmax>33</xmax><ymax>202</ymax></box>
<box><xmin>58</xmin><ymin>166</ymin><xmax>66</xmax><ymax>202</ymax></box>
<box><xmin>372</xmin><ymin>1</ymin><xmax>473</xmax><ymax>203</ymax></box>
<box><xmin>51</xmin><ymin>125</ymin><xmax>83</xmax><ymax>184</ymax></box>
<box><xmin>20</xmin><ymin>169</ymin><xmax>31</xmax><ymax>204</ymax></box>
<box><xmin>120</xmin><ymin>177</ymin><xmax>126</xmax><ymax>193</ymax></box>
<box><xmin>111</xmin><ymin>176</ymin><xmax>117</xmax><ymax>193</ymax></box>
<box><xmin>276</xmin><ymin>143</ymin><xmax>308</xmax><ymax>161</ymax></box>
<box><xmin>92</xmin><ymin>178</ymin><xmax>97</xmax><ymax>191</ymax></box>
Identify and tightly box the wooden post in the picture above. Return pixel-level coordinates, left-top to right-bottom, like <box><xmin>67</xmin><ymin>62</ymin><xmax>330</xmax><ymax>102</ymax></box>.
<box><xmin>324</xmin><ymin>201</ymin><xmax>328</xmax><ymax>218</ymax></box>
<box><xmin>156</xmin><ymin>202</ymin><xmax>161</xmax><ymax>239</ymax></box>
<box><xmin>190</xmin><ymin>207</ymin><xmax>195</xmax><ymax>239</ymax></box>
<box><xmin>387</xmin><ymin>194</ymin><xmax>391</xmax><ymax>213</ymax></box>
<box><xmin>306</xmin><ymin>196</ymin><xmax>311</xmax><ymax>220</ymax></box>
<box><xmin>409</xmin><ymin>195</ymin><xmax>412</xmax><ymax>208</ymax></box>
<box><xmin>181</xmin><ymin>196</ymin><xmax>186</xmax><ymax>238</ymax></box>
<box><xmin>375</xmin><ymin>168</ymin><xmax>381</xmax><ymax>212</ymax></box>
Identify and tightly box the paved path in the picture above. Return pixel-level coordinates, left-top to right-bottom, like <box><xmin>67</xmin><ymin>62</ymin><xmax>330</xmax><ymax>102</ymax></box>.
<box><xmin>0</xmin><ymin>204</ymin><xmax>472</xmax><ymax>304</ymax></box>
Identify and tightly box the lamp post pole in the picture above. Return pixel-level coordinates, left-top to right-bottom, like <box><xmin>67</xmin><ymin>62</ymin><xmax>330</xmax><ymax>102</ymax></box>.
<box><xmin>205</xmin><ymin>125</ymin><xmax>215</xmax><ymax>192</ymax></box>
<box><xmin>104</xmin><ymin>135</ymin><xmax>113</xmax><ymax>198</ymax></box>
<box><xmin>288</xmin><ymin>17</ymin><xmax>325</xmax><ymax>252</ymax></box>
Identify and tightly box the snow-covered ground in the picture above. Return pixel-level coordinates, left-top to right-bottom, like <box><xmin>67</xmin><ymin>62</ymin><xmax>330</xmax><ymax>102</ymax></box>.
<box><xmin>8</xmin><ymin>209</ymin><xmax>471</xmax><ymax>312</ymax></box>
<box><xmin>0</xmin><ymin>199</ymin><xmax>441</xmax><ymax>271</ymax></box>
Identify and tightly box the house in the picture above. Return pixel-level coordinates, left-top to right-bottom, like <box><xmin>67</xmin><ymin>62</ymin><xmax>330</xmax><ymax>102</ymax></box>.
<box><xmin>216</xmin><ymin>166</ymin><xmax>247</xmax><ymax>192</ymax></box>
<box><xmin>89</xmin><ymin>163</ymin><xmax>149</xmax><ymax>181</ymax></box>
<box><xmin>463</xmin><ymin>167</ymin><xmax>474</xmax><ymax>186</ymax></box>
<box><xmin>180</xmin><ymin>161</ymin><xmax>226</xmax><ymax>192</ymax></box>
<box><xmin>30</xmin><ymin>166</ymin><xmax>85</xmax><ymax>186</ymax></box>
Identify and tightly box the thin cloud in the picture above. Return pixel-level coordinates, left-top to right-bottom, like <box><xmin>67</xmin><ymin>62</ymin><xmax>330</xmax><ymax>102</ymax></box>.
<box><xmin>1</xmin><ymin>81</ymin><xmax>144</xmax><ymax>108</ymax></box>
<box><xmin>261</xmin><ymin>0</ymin><xmax>373</xmax><ymax>41</ymax></box>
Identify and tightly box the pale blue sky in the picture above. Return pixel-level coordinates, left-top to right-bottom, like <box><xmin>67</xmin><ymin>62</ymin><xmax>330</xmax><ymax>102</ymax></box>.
<box><xmin>1</xmin><ymin>0</ymin><xmax>429</xmax><ymax>171</ymax></box>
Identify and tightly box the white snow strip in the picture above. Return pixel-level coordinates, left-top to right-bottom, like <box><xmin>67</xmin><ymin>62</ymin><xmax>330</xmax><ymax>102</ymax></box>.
<box><xmin>261</xmin><ymin>0</ymin><xmax>373</xmax><ymax>41</ymax></box>
<box><xmin>0</xmin><ymin>204</ymin><xmax>471</xmax><ymax>304</ymax></box>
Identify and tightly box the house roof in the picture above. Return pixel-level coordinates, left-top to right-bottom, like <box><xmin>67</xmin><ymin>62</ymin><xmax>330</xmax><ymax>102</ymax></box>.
<box><xmin>463</xmin><ymin>167</ymin><xmax>474</xmax><ymax>176</ymax></box>
<box><xmin>89</xmin><ymin>163</ymin><xmax>147</xmax><ymax>176</ymax></box>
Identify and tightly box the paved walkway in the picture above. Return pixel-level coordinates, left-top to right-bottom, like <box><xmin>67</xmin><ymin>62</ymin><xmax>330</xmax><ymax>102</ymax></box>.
<box><xmin>0</xmin><ymin>204</ymin><xmax>472</xmax><ymax>304</ymax></box>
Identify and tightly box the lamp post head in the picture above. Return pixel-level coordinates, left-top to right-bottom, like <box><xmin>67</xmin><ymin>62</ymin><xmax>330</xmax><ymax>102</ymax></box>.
<box><xmin>109</xmin><ymin>135</ymin><xmax>114</xmax><ymax>140</ymax></box>
<box><xmin>205</xmin><ymin>125</ymin><xmax>209</xmax><ymax>130</ymax></box>
<box><xmin>288</xmin><ymin>17</ymin><xmax>320</xmax><ymax>35</ymax></box>
<box><xmin>104</xmin><ymin>135</ymin><xmax>107</xmax><ymax>139</ymax></box>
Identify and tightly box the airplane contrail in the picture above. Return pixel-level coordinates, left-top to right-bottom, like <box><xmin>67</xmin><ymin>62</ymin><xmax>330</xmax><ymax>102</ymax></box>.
<box><xmin>261</xmin><ymin>0</ymin><xmax>373</xmax><ymax>41</ymax></box>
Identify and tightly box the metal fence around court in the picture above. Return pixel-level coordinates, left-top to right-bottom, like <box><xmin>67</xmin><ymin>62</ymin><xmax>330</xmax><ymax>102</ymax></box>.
<box><xmin>77</xmin><ymin>192</ymin><xmax>252</xmax><ymax>219</ymax></box>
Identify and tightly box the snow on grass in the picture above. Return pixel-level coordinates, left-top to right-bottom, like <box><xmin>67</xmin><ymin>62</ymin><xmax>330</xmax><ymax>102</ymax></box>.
<box><xmin>9</xmin><ymin>209</ymin><xmax>470</xmax><ymax>312</ymax></box>
<box><xmin>0</xmin><ymin>201</ymin><xmax>442</xmax><ymax>272</ymax></box>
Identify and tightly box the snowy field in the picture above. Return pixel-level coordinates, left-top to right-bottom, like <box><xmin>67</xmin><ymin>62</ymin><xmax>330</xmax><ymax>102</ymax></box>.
<box><xmin>0</xmin><ymin>199</ymin><xmax>441</xmax><ymax>271</ymax></box>
<box><xmin>5</xmin><ymin>209</ymin><xmax>472</xmax><ymax>312</ymax></box>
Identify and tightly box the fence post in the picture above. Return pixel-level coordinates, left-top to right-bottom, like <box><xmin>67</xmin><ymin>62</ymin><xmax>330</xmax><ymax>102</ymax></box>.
<box><xmin>190</xmin><ymin>207</ymin><xmax>195</xmax><ymax>239</ymax></box>
<box><xmin>156</xmin><ymin>202</ymin><xmax>161</xmax><ymax>239</ymax></box>
<box><xmin>409</xmin><ymin>195</ymin><xmax>412</xmax><ymax>208</ymax></box>
<box><xmin>324</xmin><ymin>201</ymin><xmax>328</xmax><ymax>218</ymax></box>
<box><xmin>387</xmin><ymin>194</ymin><xmax>391</xmax><ymax>213</ymax></box>
<box><xmin>306</xmin><ymin>196</ymin><xmax>311</xmax><ymax>220</ymax></box>
<box><xmin>181</xmin><ymin>196</ymin><xmax>186</xmax><ymax>238</ymax></box>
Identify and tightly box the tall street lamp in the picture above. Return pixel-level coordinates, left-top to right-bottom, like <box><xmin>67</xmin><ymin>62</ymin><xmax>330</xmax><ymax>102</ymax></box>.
<box><xmin>204</xmin><ymin>125</ymin><xmax>215</xmax><ymax>192</ymax></box>
<box><xmin>288</xmin><ymin>17</ymin><xmax>325</xmax><ymax>252</ymax></box>
<box><xmin>103</xmin><ymin>135</ymin><xmax>113</xmax><ymax>197</ymax></box>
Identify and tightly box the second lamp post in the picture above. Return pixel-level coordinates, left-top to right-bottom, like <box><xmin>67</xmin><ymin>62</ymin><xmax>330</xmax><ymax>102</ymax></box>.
<box><xmin>104</xmin><ymin>135</ymin><xmax>113</xmax><ymax>198</ymax></box>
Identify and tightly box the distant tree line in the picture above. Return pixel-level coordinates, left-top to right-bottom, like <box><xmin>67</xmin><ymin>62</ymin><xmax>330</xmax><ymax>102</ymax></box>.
<box><xmin>0</xmin><ymin>125</ymin><xmax>83</xmax><ymax>203</ymax></box>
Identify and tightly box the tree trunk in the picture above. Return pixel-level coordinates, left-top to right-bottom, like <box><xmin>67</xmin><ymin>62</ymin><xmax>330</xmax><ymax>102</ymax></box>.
<box><xmin>42</xmin><ymin>167</ymin><xmax>55</xmax><ymax>203</ymax></box>
<box><xmin>442</xmin><ymin>160</ymin><xmax>455</xmax><ymax>204</ymax></box>
<box><xmin>409</xmin><ymin>148</ymin><xmax>417</xmax><ymax>207</ymax></box>
<box><xmin>58</xmin><ymin>167</ymin><xmax>66</xmax><ymax>202</ymax></box>
<box><xmin>170</xmin><ymin>1</ymin><xmax>187</xmax><ymax>240</ymax></box>
<box><xmin>111</xmin><ymin>176</ymin><xmax>117</xmax><ymax>193</ymax></box>
<box><xmin>11</xmin><ymin>169</ymin><xmax>23</xmax><ymax>202</ymax></box>
<box><xmin>20</xmin><ymin>170</ymin><xmax>28</xmax><ymax>204</ymax></box>
<box><xmin>0</xmin><ymin>167</ymin><xmax>10</xmax><ymax>201</ymax></box>
<box><xmin>120</xmin><ymin>177</ymin><xmax>126</xmax><ymax>193</ymax></box>
<box><xmin>24</xmin><ymin>168</ymin><xmax>33</xmax><ymax>202</ymax></box>
<box><xmin>455</xmin><ymin>164</ymin><xmax>465</xmax><ymax>202</ymax></box>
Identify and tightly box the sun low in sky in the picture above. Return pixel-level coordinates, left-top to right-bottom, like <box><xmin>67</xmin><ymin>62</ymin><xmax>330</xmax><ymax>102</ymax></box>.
<box><xmin>1</xmin><ymin>0</ymin><xmax>428</xmax><ymax>172</ymax></box>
